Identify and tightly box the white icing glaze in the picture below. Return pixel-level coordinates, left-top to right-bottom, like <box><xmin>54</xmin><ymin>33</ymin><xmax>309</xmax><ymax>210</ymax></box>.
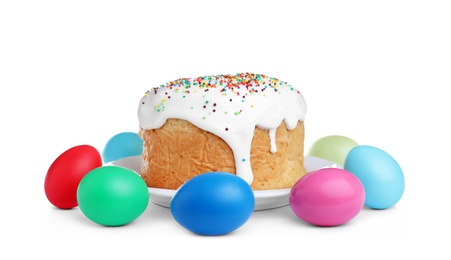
<box><xmin>138</xmin><ymin>73</ymin><xmax>307</xmax><ymax>184</ymax></box>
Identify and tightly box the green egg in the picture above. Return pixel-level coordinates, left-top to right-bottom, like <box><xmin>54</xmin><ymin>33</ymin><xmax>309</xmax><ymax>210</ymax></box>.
<box><xmin>308</xmin><ymin>135</ymin><xmax>358</xmax><ymax>167</ymax></box>
<box><xmin>77</xmin><ymin>166</ymin><xmax>149</xmax><ymax>226</ymax></box>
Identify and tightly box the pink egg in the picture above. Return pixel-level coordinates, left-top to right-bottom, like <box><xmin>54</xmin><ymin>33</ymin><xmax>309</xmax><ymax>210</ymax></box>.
<box><xmin>289</xmin><ymin>168</ymin><xmax>365</xmax><ymax>227</ymax></box>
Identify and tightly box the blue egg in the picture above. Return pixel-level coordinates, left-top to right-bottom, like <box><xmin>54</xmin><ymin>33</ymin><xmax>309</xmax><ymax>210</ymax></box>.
<box><xmin>344</xmin><ymin>145</ymin><xmax>404</xmax><ymax>209</ymax></box>
<box><xmin>170</xmin><ymin>172</ymin><xmax>255</xmax><ymax>236</ymax></box>
<box><xmin>102</xmin><ymin>132</ymin><xmax>143</xmax><ymax>163</ymax></box>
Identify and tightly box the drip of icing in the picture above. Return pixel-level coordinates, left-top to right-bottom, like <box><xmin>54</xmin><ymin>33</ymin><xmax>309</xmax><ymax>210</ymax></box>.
<box><xmin>269</xmin><ymin>128</ymin><xmax>277</xmax><ymax>153</ymax></box>
<box><xmin>138</xmin><ymin>73</ymin><xmax>307</xmax><ymax>184</ymax></box>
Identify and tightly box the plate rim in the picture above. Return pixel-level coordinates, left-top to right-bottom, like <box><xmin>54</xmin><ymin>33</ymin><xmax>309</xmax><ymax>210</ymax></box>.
<box><xmin>110</xmin><ymin>155</ymin><xmax>338</xmax><ymax>210</ymax></box>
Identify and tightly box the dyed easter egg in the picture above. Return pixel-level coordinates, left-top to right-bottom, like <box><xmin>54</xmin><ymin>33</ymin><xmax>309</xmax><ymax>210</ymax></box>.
<box><xmin>77</xmin><ymin>166</ymin><xmax>149</xmax><ymax>226</ymax></box>
<box><xmin>45</xmin><ymin>145</ymin><xmax>102</xmax><ymax>209</ymax></box>
<box><xmin>102</xmin><ymin>132</ymin><xmax>143</xmax><ymax>163</ymax></box>
<box><xmin>289</xmin><ymin>168</ymin><xmax>365</xmax><ymax>227</ymax></box>
<box><xmin>308</xmin><ymin>135</ymin><xmax>358</xmax><ymax>166</ymax></box>
<box><xmin>344</xmin><ymin>145</ymin><xmax>404</xmax><ymax>209</ymax></box>
<box><xmin>170</xmin><ymin>172</ymin><xmax>255</xmax><ymax>236</ymax></box>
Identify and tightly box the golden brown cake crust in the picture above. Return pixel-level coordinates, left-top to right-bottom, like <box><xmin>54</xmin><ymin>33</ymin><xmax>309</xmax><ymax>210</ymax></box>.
<box><xmin>139</xmin><ymin>118</ymin><xmax>306</xmax><ymax>190</ymax></box>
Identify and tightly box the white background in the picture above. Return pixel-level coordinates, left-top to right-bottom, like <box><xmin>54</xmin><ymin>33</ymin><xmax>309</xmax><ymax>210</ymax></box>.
<box><xmin>1</xmin><ymin>0</ymin><xmax>450</xmax><ymax>259</ymax></box>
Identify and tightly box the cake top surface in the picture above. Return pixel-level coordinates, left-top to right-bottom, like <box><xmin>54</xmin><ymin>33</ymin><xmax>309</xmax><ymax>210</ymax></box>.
<box><xmin>138</xmin><ymin>72</ymin><xmax>307</xmax><ymax>184</ymax></box>
<box><xmin>151</xmin><ymin>72</ymin><xmax>297</xmax><ymax>96</ymax></box>
<box><xmin>139</xmin><ymin>72</ymin><xmax>306</xmax><ymax>127</ymax></box>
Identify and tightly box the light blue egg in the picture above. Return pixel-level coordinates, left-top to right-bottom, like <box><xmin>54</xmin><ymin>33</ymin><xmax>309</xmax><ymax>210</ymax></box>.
<box><xmin>102</xmin><ymin>132</ymin><xmax>143</xmax><ymax>163</ymax></box>
<box><xmin>170</xmin><ymin>172</ymin><xmax>255</xmax><ymax>236</ymax></box>
<box><xmin>344</xmin><ymin>145</ymin><xmax>404</xmax><ymax>209</ymax></box>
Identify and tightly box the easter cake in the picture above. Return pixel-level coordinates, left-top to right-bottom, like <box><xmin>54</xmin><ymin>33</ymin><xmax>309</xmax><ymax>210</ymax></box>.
<box><xmin>137</xmin><ymin>72</ymin><xmax>307</xmax><ymax>190</ymax></box>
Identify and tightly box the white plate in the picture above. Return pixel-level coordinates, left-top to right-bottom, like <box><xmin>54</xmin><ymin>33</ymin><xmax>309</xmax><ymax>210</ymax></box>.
<box><xmin>110</xmin><ymin>155</ymin><xmax>339</xmax><ymax>211</ymax></box>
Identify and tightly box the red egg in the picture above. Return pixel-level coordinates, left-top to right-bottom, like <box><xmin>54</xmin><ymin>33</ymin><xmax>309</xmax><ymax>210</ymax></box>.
<box><xmin>45</xmin><ymin>145</ymin><xmax>102</xmax><ymax>209</ymax></box>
